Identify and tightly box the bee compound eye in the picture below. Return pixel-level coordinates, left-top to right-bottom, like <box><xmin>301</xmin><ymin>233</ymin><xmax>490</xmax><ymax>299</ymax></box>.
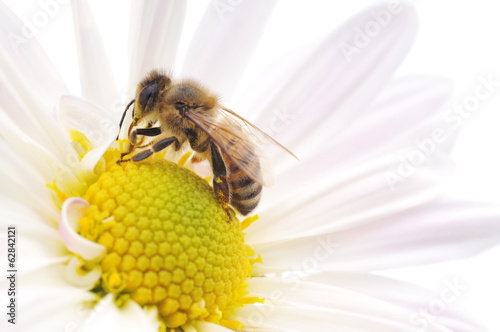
<box><xmin>138</xmin><ymin>85</ymin><xmax>156</xmax><ymax>109</ymax></box>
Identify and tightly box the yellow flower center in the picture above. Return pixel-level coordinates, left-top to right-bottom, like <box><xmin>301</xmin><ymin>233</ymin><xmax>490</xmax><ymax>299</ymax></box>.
<box><xmin>56</xmin><ymin>133</ymin><xmax>262</xmax><ymax>331</ymax></box>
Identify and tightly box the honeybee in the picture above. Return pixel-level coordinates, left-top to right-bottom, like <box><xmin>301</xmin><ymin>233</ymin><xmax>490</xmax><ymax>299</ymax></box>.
<box><xmin>117</xmin><ymin>69</ymin><xmax>296</xmax><ymax>217</ymax></box>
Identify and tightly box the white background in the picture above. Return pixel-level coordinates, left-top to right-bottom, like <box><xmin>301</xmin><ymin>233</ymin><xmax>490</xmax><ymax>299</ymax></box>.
<box><xmin>4</xmin><ymin>0</ymin><xmax>500</xmax><ymax>330</ymax></box>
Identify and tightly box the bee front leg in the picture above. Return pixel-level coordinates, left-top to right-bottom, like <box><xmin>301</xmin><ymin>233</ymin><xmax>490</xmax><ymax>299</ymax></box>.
<box><xmin>129</xmin><ymin>126</ymin><xmax>162</xmax><ymax>147</ymax></box>
<box><xmin>210</xmin><ymin>142</ymin><xmax>232</xmax><ymax>222</ymax></box>
<box><xmin>135</xmin><ymin>127</ymin><xmax>162</xmax><ymax>137</ymax></box>
<box><xmin>118</xmin><ymin>136</ymin><xmax>180</xmax><ymax>164</ymax></box>
<box><xmin>118</xmin><ymin>127</ymin><xmax>164</xmax><ymax>162</ymax></box>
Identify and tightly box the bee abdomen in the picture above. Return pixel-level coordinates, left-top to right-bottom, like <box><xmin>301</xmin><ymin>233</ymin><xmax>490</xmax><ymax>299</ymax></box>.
<box><xmin>229</xmin><ymin>174</ymin><xmax>262</xmax><ymax>216</ymax></box>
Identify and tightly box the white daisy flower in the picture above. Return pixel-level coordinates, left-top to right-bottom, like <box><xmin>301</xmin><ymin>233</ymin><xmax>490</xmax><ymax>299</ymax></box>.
<box><xmin>1</xmin><ymin>1</ymin><xmax>499</xmax><ymax>331</ymax></box>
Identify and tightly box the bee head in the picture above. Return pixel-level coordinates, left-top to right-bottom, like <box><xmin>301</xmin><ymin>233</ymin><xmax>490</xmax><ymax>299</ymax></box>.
<box><xmin>133</xmin><ymin>70</ymin><xmax>172</xmax><ymax>124</ymax></box>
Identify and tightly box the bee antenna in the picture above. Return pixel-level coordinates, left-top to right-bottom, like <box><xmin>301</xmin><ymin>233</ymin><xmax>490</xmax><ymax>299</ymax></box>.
<box><xmin>116</xmin><ymin>99</ymin><xmax>135</xmax><ymax>140</ymax></box>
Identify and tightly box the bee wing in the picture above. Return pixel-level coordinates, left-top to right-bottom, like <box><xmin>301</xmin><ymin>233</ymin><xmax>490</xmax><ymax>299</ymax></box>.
<box><xmin>184</xmin><ymin>107</ymin><xmax>297</xmax><ymax>187</ymax></box>
<box><xmin>219</xmin><ymin>107</ymin><xmax>298</xmax><ymax>158</ymax></box>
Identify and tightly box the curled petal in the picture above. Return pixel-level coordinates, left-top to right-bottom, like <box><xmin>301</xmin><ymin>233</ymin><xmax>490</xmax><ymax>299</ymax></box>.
<box><xmin>59</xmin><ymin>197</ymin><xmax>105</xmax><ymax>261</ymax></box>
<box><xmin>64</xmin><ymin>256</ymin><xmax>102</xmax><ymax>289</ymax></box>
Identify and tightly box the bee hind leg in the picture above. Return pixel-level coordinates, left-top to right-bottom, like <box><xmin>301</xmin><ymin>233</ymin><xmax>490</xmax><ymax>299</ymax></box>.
<box><xmin>210</xmin><ymin>143</ymin><xmax>232</xmax><ymax>222</ymax></box>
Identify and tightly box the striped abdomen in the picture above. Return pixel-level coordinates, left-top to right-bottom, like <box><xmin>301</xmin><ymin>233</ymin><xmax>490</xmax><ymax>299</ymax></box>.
<box><xmin>224</xmin><ymin>139</ymin><xmax>262</xmax><ymax>215</ymax></box>
<box><xmin>227</xmin><ymin>160</ymin><xmax>262</xmax><ymax>215</ymax></box>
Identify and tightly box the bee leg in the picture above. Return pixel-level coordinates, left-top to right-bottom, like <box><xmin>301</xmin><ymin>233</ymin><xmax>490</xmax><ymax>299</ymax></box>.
<box><xmin>121</xmin><ymin>150</ymin><xmax>132</xmax><ymax>158</ymax></box>
<box><xmin>128</xmin><ymin>126</ymin><xmax>161</xmax><ymax>147</ymax></box>
<box><xmin>118</xmin><ymin>127</ymin><xmax>165</xmax><ymax>163</ymax></box>
<box><xmin>209</xmin><ymin>143</ymin><xmax>232</xmax><ymax>222</ymax></box>
<box><xmin>135</xmin><ymin>127</ymin><xmax>162</xmax><ymax>137</ymax></box>
<box><xmin>152</xmin><ymin>136</ymin><xmax>180</xmax><ymax>152</ymax></box>
<box><xmin>118</xmin><ymin>137</ymin><xmax>180</xmax><ymax>164</ymax></box>
<box><xmin>117</xmin><ymin>149</ymin><xmax>153</xmax><ymax>164</ymax></box>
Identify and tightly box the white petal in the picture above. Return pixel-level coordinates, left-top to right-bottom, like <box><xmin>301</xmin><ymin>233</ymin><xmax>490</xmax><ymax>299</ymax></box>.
<box><xmin>0</xmin><ymin>194</ymin><xmax>58</xmax><ymax>229</ymax></box>
<box><xmin>364</xmin><ymin>76</ymin><xmax>453</xmax><ymax>134</ymax></box>
<box><xmin>238</xmin><ymin>3</ymin><xmax>418</xmax><ymax>158</ymax></box>
<box><xmin>269</xmin><ymin>75</ymin><xmax>455</xmax><ymax>177</ymax></box>
<box><xmin>252</xmin><ymin>198</ymin><xmax>500</xmax><ymax>272</ymax></box>
<box><xmin>0</xmin><ymin>1</ymin><xmax>67</xmax><ymax>103</ymax></box>
<box><xmin>127</xmin><ymin>0</ymin><xmax>187</xmax><ymax>95</ymax></box>
<box><xmin>0</xmin><ymin>140</ymin><xmax>47</xmax><ymax>191</ymax></box>
<box><xmin>247</xmin><ymin>153</ymin><xmax>448</xmax><ymax>245</ymax></box>
<box><xmin>60</xmin><ymin>197</ymin><xmax>106</xmax><ymax>261</ymax></box>
<box><xmin>0</xmin><ymin>199</ymin><xmax>67</xmax><ymax>274</ymax></box>
<box><xmin>306</xmin><ymin>272</ymin><xmax>485</xmax><ymax>332</ymax></box>
<box><xmin>0</xmin><ymin>73</ymin><xmax>73</xmax><ymax>170</ymax></box>
<box><xmin>0</xmin><ymin>142</ymin><xmax>58</xmax><ymax>218</ymax></box>
<box><xmin>236</xmin><ymin>275</ymin><xmax>483</xmax><ymax>331</ymax></box>
<box><xmin>181</xmin><ymin>0</ymin><xmax>278</xmax><ymax>99</ymax></box>
<box><xmin>81</xmin><ymin>294</ymin><xmax>159</xmax><ymax>332</ymax></box>
<box><xmin>0</xmin><ymin>2</ymin><xmax>72</xmax><ymax>158</ymax></box>
<box><xmin>246</xmin><ymin>276</ymin><xmax>411</xmax><ymax>318</ymax></box>
<box><xmin>0</xmin><ymin>110</ymin><xmax>85</xmax><ymax>197</ymax></box>
<box><xmin>236</xmin><ymin>304</ymin><xmax>449</xmax><ymax>332</ymax></box>
<box><xmin>315</xmin><ymin>76</ymin><xmax>454</xmax><ymax>167</ymax></box>
<box><xmin>0</xmin><ymin>73</ymin><xmax>59</xmax><ymax>155</ymax></box>
<box><xmin>71</xmin><ymin>0</ymin><xmax>119</xmax><ymax>109</ymax></box>
<box><xmin>56</xmin><ymin>95</ymin><xmax>119</xmax><ymax>175</ymax></box>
